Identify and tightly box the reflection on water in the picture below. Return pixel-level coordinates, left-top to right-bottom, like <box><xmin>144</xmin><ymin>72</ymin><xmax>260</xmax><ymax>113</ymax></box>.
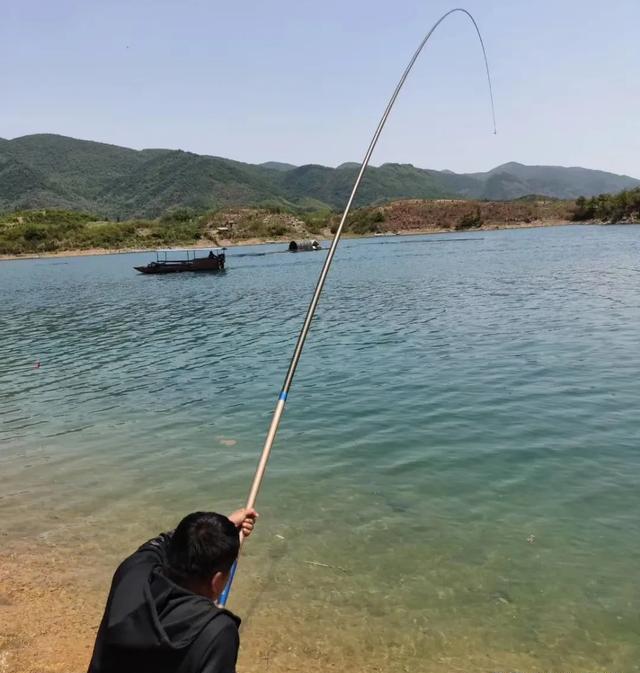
<box><xmin>1</xmin><ymin>225</ymin><xmax>640</xmax><ymax>671</ymax></box>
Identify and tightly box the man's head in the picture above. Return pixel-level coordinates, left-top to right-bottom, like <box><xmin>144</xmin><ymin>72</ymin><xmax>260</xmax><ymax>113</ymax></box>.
<box><xmin>167</xmin><ymin>511</ymin><xmax>239</xmax><ymax>601</ymax></box>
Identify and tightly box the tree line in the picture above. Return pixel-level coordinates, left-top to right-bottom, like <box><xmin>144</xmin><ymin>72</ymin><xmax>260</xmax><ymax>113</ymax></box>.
<box><xmin>573</xmin><ymin>187</ymin><xmax>640</xmax><ymax>222</ymax></box>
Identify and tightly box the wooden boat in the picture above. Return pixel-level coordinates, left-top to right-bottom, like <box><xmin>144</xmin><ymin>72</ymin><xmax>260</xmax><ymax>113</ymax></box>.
<box><xmin>134</xmin><ymin>249</ymin><xmax>225</xmax><ymax>274</ymax></box>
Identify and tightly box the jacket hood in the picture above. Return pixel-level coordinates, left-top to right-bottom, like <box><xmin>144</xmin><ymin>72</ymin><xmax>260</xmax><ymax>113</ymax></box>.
<box><xmin>105</xmin><ymin>565</ymin><xmax>239</xmax><ymax>653</ymax></box>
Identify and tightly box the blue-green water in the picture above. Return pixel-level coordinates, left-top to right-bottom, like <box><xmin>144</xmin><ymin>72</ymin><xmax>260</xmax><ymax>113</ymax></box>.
<box><xmin>1</xmin><ymin>226</ymin><xmax>639</xmax><ymax>672</ymax></box>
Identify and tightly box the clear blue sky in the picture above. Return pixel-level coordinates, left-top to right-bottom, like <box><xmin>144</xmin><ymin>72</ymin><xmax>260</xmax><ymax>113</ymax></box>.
<box><xmin>2</xmin><ymin>0</ymin><xmax>639</xmax><ymax>176</ymax></box>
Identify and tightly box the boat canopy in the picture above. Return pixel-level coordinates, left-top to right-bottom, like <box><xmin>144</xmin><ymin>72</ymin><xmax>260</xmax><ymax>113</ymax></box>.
<box><xmin>155</xmin><ymin>247</ymin><xmax>225</xmax><ymax>252</ymax></box>
<box><xmin>153</xmin><ymin>248</ymin><xmax>225</xmax><ymax>261</ymax></box>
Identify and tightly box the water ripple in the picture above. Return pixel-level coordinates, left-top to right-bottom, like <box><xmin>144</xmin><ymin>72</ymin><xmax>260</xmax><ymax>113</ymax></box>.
<box><xmin>1</xmin><ymin>227</ymin><xmax>639</xmax><ymax>667</ymax></box>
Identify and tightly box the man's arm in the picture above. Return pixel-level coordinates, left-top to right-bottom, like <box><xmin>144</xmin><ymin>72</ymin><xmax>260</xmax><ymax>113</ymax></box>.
<box><xmin>133</xmin><ymin>531</ymin><xmax>173</xmax><ymax>565</ymax></box>
<box><xmin>185</xmin><ymin>617</ymin><xmax>240</xmax><ymax>673</ymax></box>
<box><xmin>200</xmin><ymin>621</ymin><xmax>239</xmax><ymax>673</ymax></box>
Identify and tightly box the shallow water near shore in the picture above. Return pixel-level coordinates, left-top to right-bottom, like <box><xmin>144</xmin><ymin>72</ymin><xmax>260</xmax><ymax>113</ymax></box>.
<box><xmin>1</xmin><ymin>225</ymin><xmax>639</xmax><ymax>672</ymax></box>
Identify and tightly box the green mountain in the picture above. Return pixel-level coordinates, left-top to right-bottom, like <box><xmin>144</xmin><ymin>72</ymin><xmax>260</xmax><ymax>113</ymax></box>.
<box><xmin>259</xmin><ymin>161</ymin><xmax>298</xmax><ymax>172</ymax></box>
<box><xmin>464</xmin><ymin>162</ymin><xmax>640</xmax><ymax>200</ymax></box>
<box><xmin>1</xmin><ymin>134</ymin><xmax>638</xmax><ymax>218</ymax></box>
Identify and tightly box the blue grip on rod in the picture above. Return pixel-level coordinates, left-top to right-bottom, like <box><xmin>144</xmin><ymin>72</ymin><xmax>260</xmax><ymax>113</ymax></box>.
<box><xmin>218</xmin><ymin>558</ymin><xmax>238</xmax><ymax>607</ymax></box>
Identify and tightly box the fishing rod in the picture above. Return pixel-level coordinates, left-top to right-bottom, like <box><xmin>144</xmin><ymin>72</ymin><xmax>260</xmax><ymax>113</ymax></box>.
<box><xmin>219</xmin><ymin>7</ymin><xmax>496</xmax><ymax>607</ymax></box>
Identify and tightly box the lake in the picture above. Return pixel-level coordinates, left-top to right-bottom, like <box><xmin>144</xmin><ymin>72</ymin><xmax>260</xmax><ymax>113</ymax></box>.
<box><xmin>1</xmin><ymin>225</ymin><xmax>639</xmax><ymax>672</ymax></box>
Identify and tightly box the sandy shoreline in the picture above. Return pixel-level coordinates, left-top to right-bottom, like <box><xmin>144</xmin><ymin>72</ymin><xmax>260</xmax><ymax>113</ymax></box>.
<box><xmin>0</xmin><ymin>219</ymin><xmax>572</xmax><ymax>262</ymax></box>
<box><xmin>0</xmin><ymin>535</ymin><xmax>551</xmax><ymax>673</ymax></box>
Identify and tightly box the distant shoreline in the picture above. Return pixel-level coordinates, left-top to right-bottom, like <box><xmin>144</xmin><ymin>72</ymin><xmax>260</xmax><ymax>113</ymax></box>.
<box><xmin>0</xmin><ymin>218</ymin><xmax>574</xmax><ymax>262</ymax></box>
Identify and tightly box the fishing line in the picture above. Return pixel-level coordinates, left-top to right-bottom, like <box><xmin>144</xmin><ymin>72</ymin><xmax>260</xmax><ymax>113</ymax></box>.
<box><xmin>220</xmin><ymin>7</ymin><xmax>496</xmax><ymax>606</ymax></box>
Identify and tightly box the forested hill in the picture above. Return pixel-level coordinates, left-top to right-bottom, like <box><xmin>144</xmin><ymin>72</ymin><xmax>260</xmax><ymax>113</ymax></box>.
<box><xmin>1</xmin><ymin>134</ymin><xmax>638</xmax><ymax>218</ymax></box>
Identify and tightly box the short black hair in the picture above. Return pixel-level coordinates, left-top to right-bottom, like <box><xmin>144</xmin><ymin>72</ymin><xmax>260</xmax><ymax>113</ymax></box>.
<box><xmin>167</xmin><ymin>512</ymin><xmax>239</xmax><ymax>585</ymax></box>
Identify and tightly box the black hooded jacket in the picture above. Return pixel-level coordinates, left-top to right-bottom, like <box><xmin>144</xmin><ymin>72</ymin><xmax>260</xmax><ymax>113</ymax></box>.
<box><xmin>88</xmin><ymin>533</ymin><xmax>241</xmax><ymax>673</ymax></box>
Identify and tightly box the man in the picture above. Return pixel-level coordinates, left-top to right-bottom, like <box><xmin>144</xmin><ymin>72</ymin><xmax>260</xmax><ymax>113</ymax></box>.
<box><xmin>88</xmin><ymin>508</ymin><xmax>258</xmax><ymax>673</ymax></box>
